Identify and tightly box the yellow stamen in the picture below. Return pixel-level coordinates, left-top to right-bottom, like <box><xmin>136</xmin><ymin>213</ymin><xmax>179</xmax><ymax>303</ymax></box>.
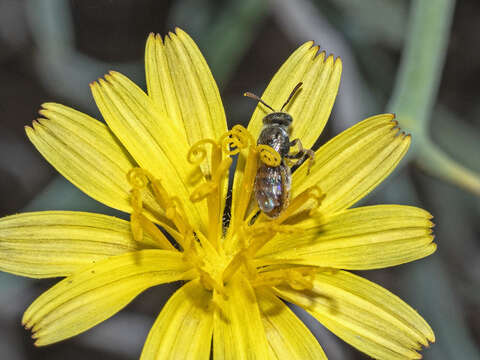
<box><xmin>256</xmin><ymin>144</ymin><xmax>281</xmax><ymax>167</ymax></box>
<box><xmin>127</xmin><ymin>167</ymin><xmax>150</xmax><ymax>189</ymax></box>
<box><xmin>230</xmin><ymin>141</ymin><xmax>258</xmax><ymax>233</ymax></box>
<box><xmin>246</xmin><ymin>222</ymin><xmax>301</xmax><ymax>255</ymax></box>
<box><xmin>130</xmin><ymin>212</ymin><xmax>144</xmax><ymax>243</ymax></box>
<box><xmin>127</xmin><ymin>168</ymin><xmax>191</xmax><ymax>249</ymax></box>
<box><xmin>189</xmin><ymin>158</ymin><xmax>232</xmax><ymax>203</ymax></box>
<box><xmin>251</xmin><ymin>266</ymin><xmax>317</xmax><ymax>291</ymax></box>
<box><xmin>225</xmin><ymin>126</ymin><xmax>282</xmax><ymax>247</ymax></box>
<box><xmin>182</xmin><ymin>231</ymin><xmax>226</xmax><ymax>297</ymax></box>
<box><xmin>133</xmin><ymin>212</ymin><xmax>176</xmax><ymax>250</ymax></box>
<box><xmin>276</xmin><ymin>185</ymin><xmax>325</xmax><ymax>223</ymax></box>
<box><xmin>187</xmin><ymin>139</ymin><xmax>219</xmax><ymax>166</ymax></box>
<box><xmin>220</xmin><ymin>124</ymin><xmax>254</xmax><ymax>155</ymax></box>
<box><xmin>127</xmin><ymin>169</ymin><xmax>149</xmax><ymax>246</ymax></box>
<box><xmin>149</xmin><ymin>181</ymin><xmax>189</xmax><ymax>242</ymax></box>
<box><xmin>188</xmin><ymin>137</ymin><xmax>233</xmax><ymax>248</ymax></box>
<box><xmin>198</xmin><ymin>268</ymin><xmax>226</xmax><ymax>296</ymax></box>
<box><xmin>182</xmin><ymin>232</ymin><xmax>202</xmax><ymax>266</ymax></box>
<box><xmin>219</xmin><ymin>125</ymin><xmax>256</xmax><ymax>243</ymax></box>
<box><xmin>222</xmin><ymin>250</ymin><xmax>247</xmax><ymax>283</ymax></box>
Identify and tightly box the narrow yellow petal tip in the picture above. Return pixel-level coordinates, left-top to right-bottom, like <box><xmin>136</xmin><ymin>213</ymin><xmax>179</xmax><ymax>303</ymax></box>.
<box><xmin>405</xmin><ymin>133</ymin><xmax>413</xmax><ymax>142</ymax></box>
<box><xmin>103</xmin><ymin>73</ymin><xmax>113</xmax><ymax>82</ymax></box>
<box><xmin>316</xmin><ymin>50</ymin><xmax>326</xmax><ymax>62</ymax></box>
<box><xmin>325</xmin><ymin>54</ymin><xmax>335</xmax><ymax>63</ymax></box>
<box><xmin>174</xmin><ymin>26</ymin><xmax>186</xmax><ymax>35</ymax></box>
<box><xmin>108</xmin><ymin>70</ymin><xmax>121</xmax><ymax>77</ymax></box>
<box><xmin>31</xmin><ymin>120</ymin><xmax>41</xmax><ymax>130</ymax></box>
<box><xmin>97</xmin><ymin>78</ymin><xmax>108</xmax><ymax>87</ymax></box>
<box><xmin>40</xmin><ymin>102</ymin><xmax>62</xmax><ymax>110</ymax></box>
<box><xmin>304</xmin><ymin>40</ymin><xmax>315</xmax><ymax>47</ymax></box>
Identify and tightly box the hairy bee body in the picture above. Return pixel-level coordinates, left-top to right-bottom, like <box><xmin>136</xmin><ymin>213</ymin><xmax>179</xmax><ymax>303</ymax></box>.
<box><xmin>247</xmin><ymin>83</ymin><xmax>312</xmax><ymax>219</ymax></box>
<box><xmin>254</xmin><ymin>112</ymin><xmax>293</xmax><ymax>218</ymax></box>
<box><xmin>254</xmin><ymin>161</ymin><xmax>291</xmax><ymax>218</ymax></box>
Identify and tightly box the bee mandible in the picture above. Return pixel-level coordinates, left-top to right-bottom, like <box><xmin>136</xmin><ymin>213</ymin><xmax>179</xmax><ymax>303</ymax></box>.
<box><xmin>244</xmin><ymin>83</ymin><xmax>314</xmax><ymax>218</ymax></box>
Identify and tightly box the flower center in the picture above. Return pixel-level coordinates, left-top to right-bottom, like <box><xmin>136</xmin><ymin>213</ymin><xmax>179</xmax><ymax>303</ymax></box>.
<box><xmin>126</xmin><ymin>125</ymin><xmax>325</xmax><ymax>297</ymax></box>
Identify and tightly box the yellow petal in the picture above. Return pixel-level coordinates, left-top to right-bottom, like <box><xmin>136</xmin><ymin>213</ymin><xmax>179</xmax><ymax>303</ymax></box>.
<box><xmin>148</xmin><ymin>29</ymin><xmax>227</xmax><ymax>143</ymax></box>
<box><xmin>23</xmin><ymin>250</ymin><xmax>195</xmax><ymax>346</ymax></box>
<box><xmin>213</xmin><ymin>274</ymin><xmax>270</xmax><ymax>359</ymax></box>
<box><xmin>90</xmin><ymin>72</ymin><xmax>208</xmax><ymax>232</ymax></box>
<box><xmin>247</xmin><ymin>41</ymin><xmax>341</xmax><ymax>147</ymax></box>
<box><xmin>256</xmin><ymin>287</ymin><xmax>327</xmax><ymax>360</ymax></box>
<box><xmin>145</xmin><ymin>32</ymin><xmax>186</xmax><ymax>137</ymax></box>
<box><xmin>257</xmin><ymin>205</ymin><xmax>435</xmax><ymax>269</ymax></box>
<box><xmin>289</xmin><ymin>54</ymin><xmax>342</xmax><ymax>148</ymax></box>
<box><xmin>0</xmin><ymin>211</ymin><xmax>163</xmax><ymax>278</ymax></box>
<box><xmin>145</xmin><ymin>29</ymin><xmax>228</xmax><ymax>188</ymax></box>
<box><xmin>164</xmin><ymin>28</ymin><xmax>229</xmax><ymax>211</ymax></box>
<box><xmin>26</xmin><ymin>103</ymin><xmax>164</xmax><ymax>221</ymax></box>
<box><xmin>141</xmin><ymin>280</ymin><xmax>213</xmax><ymax>360</ymax></box>
<box><xmin>276</xmin><ymin>271</ymin><xmax>434</xmax><ymax>360</ymax></box>
<box><xmin>293</xmin><ymin>114</ymin><xmax>410</xmax><ymax>214</ymax></box>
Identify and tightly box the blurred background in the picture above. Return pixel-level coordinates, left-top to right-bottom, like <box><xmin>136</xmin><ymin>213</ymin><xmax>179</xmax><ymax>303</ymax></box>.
<box><xmin>0</xmin><ymin>0</ymin><xmax>479</xmax><ymax>359</ymax></box>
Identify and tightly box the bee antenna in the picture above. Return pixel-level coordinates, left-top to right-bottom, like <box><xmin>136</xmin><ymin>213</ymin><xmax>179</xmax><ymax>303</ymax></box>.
<box><xmin>244</xmin><ymin>92</ymin><xmax>276</xmax><ymax>112</ymax></box>
<box><xmin>281</xmin><ymin>82</ymin><xmax>303</xmax><ymax>111</ymax></box>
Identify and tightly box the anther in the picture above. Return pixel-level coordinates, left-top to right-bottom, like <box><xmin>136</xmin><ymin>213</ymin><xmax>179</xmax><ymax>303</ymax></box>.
<box><xmin>256</xmin><ymin>144</ymin><xmax>281</xmax><ymax>167</ymax></box>
<box><xmin>221</xmin><ymin>125</ymin><xmax>253</xmax><ymax>155</ymax></box>
<box><xmin>127</xmin><ymin>168</ymin><xmax>150</xmax><ymax>189</ymax></box>
<box><xmin>187</xmin><ymin>139</ymin><xmax>219</xmax><ymax>165</ymax></box>
<box><xmin>275</xmin><ymin>185</ymin><xmax>325</xmax><ymax>223</ymax></box>
<box><xmin>190</xmin><ymin>158</ymin><xmax>232</xmax><ymax>202</ymax></box>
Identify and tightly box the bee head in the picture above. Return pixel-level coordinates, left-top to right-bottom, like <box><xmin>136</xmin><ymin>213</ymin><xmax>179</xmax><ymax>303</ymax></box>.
<box><xmin>263</xmin><ymin>112</ymin><xmax>293</xmax><ymax>127</ymax></box>
<box><xmin>244</xmin><ymin>82</ymin><xmax>303</xmax><ymax>125</ymax></box>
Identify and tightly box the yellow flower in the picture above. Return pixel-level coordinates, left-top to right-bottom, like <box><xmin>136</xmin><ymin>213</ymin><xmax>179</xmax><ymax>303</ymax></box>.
<box><xmin>0</xmin><ymin>28</ymin><xmax>436</xmax><ymax>360</ymax></box>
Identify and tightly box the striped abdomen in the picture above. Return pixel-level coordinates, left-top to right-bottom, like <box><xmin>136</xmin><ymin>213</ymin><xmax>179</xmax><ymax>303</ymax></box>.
<box><xmin>254</xmin><ymin>162</ymin><xmax>291</xmax><ymax>218</ymax></box>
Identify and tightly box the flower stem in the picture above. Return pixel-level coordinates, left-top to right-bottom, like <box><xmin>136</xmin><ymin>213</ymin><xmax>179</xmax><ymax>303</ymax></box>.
<box><xmin>388</xmin><ymin>0</ymin><xmax>455</xmax><ymax>134</ymax></box>
<box><xmin>389</xmin><ymin>0</ymin><xmax>480</xmax><ymax>196</ymax></box>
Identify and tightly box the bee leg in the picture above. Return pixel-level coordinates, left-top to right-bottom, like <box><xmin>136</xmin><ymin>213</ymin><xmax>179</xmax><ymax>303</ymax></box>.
<box><xmin>287</xmin><ymin>139</ymin><xmax>315</xmax><ymax>174</ymax></box>
<box><xmin>249</xmin><ymin>210</ymin><xmax>261</xmax><ymax>225</ymax></box>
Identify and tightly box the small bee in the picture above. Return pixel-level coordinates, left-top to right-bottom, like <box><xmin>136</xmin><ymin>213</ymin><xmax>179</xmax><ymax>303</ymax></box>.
<box><xmin>244</xmin><ymin>83</ymin><xmax>314</xmax><ymax>218</ymax></box>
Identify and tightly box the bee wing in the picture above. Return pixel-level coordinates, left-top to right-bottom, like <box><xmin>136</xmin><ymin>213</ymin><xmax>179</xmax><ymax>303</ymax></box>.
<box><xmin>254</xmin><ymin>163</ymin><xmax>291</xmax><ymax>218</ymax></box>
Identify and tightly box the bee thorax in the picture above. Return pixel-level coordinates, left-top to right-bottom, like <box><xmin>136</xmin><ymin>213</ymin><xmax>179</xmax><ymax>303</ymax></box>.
<box><xmin>257</xmin><ymin>125</ymin><xmax>290</xmax><ymax>157</ymax></box>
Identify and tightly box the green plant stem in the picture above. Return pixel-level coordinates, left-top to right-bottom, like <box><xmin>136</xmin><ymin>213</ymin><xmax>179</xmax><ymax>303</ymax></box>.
<box><xmin>388</xmin><ymin>0</ymin><xmax>455</xmax><ymax>134</ymax></box>
<box><xmin>416</xmin><ymin>138</ymin><xmax>480</xmax><ymax>196</ymax></box>
<box><xmin>388</xmin><ymin>0</ymin><xmax>480</xmax><ymax>196</ymax></box>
